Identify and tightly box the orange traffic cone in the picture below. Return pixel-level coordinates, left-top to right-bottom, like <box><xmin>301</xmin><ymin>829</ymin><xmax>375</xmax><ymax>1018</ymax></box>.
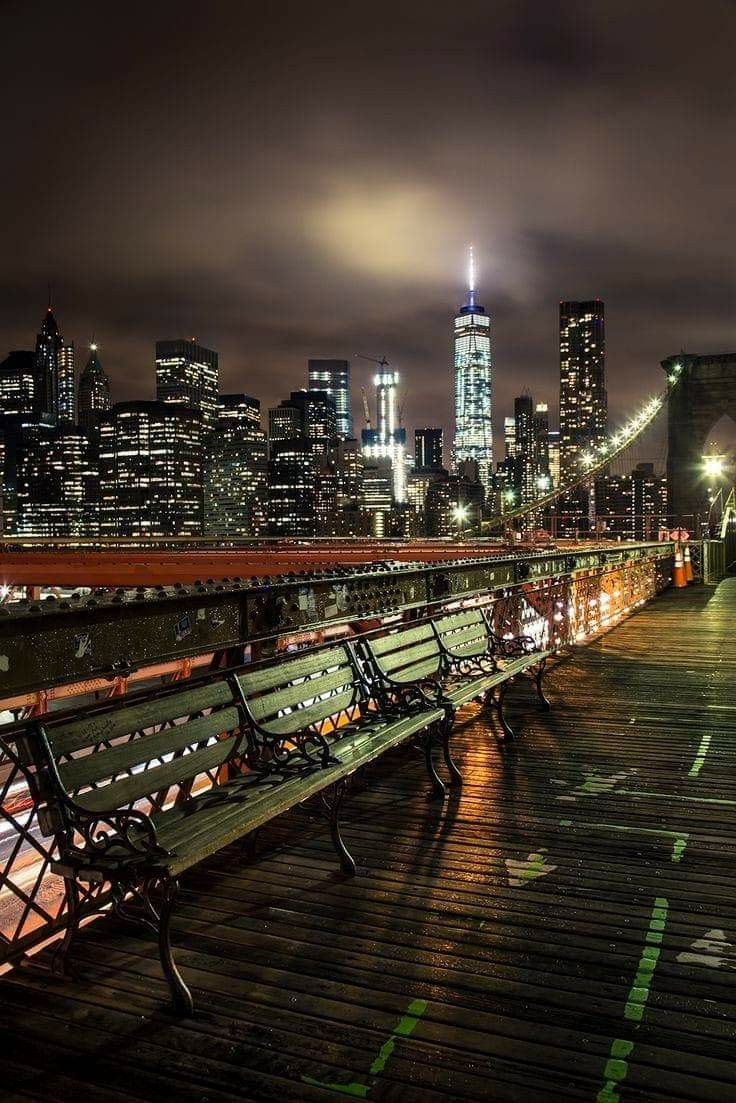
<box><xmin>683</xmin><ymin>543</ymin><xmax>694</xmax><ymax>583</ymax></box>
<box><xmin>673</xmin><ymin>544</ymin><xmax>687</xmax><ymax>588</ymax></box>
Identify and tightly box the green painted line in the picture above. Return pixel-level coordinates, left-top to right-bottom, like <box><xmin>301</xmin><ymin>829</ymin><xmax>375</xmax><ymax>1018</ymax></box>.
<box><xmin>597</xmin><ymin>1038</ymin><xmax>635</xmax><ymax>1103</ymax></box>
<box><xmin>596</xmin><ymin>899</ymin><xmax>669</xmax><ymax>1101</ymax></box>
<box><xmin>619</xmin><ymin>788</ymin><xmax>736</xmax><ymax>807</ymax></box>
<box><xmin>688</xmin><ymin>733</ymin><xmax>712</xmax><ymax>778</ymax></box>
<box><xmin>671</xmin><ymin>836</ymin><xmax>688</xmax><ymax>863</ymax></box>
<box><xmin>624</xmin><ymin>897</ymin><xmax>668</xmax><ymax>1021</ymax></box>
<box><xmin>302</xmin><ymin>998</ymin><xmax>428</xmax><ymax>1096</ymax></box>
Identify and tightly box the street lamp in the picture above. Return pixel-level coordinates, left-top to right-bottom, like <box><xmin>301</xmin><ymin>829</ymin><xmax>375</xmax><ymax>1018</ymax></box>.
<box><xmin>536</xmin><ymin>474</ymin><xmax>551</xmax><ymax>493</ymax></box>
<box><xmin>452</xmin><ymin>503</ymin><xmax>469</xmax><ymax>537</ymax></box>
<box><xmin>703</xmin><ymin>454</ymin><xmax>725</xmax><ymax>479</ymax></box>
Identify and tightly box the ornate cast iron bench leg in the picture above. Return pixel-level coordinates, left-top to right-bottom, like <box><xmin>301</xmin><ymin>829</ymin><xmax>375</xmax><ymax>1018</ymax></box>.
<box><xmin>493</xmin><ymin>683</ymin><xmax>515</xmax><ymax>743</ymax></box>
<box><xmin>421</xmin><ymin>725</ymin><xmax>447</xmax><ymax>799</ymax></box>
<box><xmin>440</xmin><ymin>710</ymin><xmax>462</xmax><ymax>787</ymax></box>
<box><xmin>157</xmin><ymin>876</ymin><xmax>194</xmax><ymax>1015</ymax></box>
<box><xmin>535</xmin><ymin>659</ymin><xmax>551</xmax><ymax>711</ymax></box>
<box><xmin>51</xmin><ymin>876</ymin><xmax>81</xmax><ymax>979</ymax></box>
<box><xmin>321</xmin><ymin>779</ymin><xmax>357</xmax><ymax>876</ymax></box>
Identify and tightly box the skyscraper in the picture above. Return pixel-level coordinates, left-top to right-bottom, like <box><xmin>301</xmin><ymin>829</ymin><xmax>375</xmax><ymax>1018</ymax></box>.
<box><xmin>415</xmin><ymin>427</ymin><xmax>443</xmax><ymax>470</ymax></box>
<box><xmin>78</xmin><ymin>344</ymin><xmax>112</xmax><ymax>431</ymax></box>
<box><xmin>0</xmin><ymin>351</ymin><xmax>46</xmax><ymax>421</ymax></box>
<box><xmin>453</xmin><ymin>246</ymin><xmax>492</xmax><ymax>495</ymax></box>
<box><xmin>360</xmin><ymin>361</ymin><xmax>406</xmax><ymax>501</ymax></box>
<box><xmin>559</xmin><ymin>301</ymin><xmax>607</xmax><ymax>480</ymax></box>
<box><xmin>57</xmin><ymin>342</ymin><xmax>76</xmax><ymax>423</ymax></box>
<box><xmin>16</xmin><ymin>425</ymin><xmax>99</xmax><ymax>536</ymax></box>
<box><xmin>99</xmin><ymin>401</ymin><xmax>203</xmax><ymax>536</ymax></box>
<box><xmin>307</xmin><ymin>359</ymin><xmax>352</xmax><ymax>438</ymax></box>
<box><xmin>34</xmin><ymin>306</ymin><xmax>61</xmax><ymax>420</ymax></box>
<box><xmin>204</xmin><ymin>394</ymin><xmax>267</xmax><ymax>536</ymax></box>
<box><xmin>155</xmin><ymin>339</ymin><xmax>219</xmax><ymax>438</ymax></box>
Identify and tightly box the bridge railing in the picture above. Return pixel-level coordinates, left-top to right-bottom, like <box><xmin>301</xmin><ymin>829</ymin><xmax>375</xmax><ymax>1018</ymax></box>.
<box><xmin>0</xmin><ymin>544</ymin><xmax>674</xmax><ymax>969</ymax></box>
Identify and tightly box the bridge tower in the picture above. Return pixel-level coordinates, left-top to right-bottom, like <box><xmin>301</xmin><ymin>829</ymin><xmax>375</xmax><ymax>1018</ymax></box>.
<box><xmin>662</xmin><ymin>352</ymin><xmax>736</xmax><ymax>522</ymax></box>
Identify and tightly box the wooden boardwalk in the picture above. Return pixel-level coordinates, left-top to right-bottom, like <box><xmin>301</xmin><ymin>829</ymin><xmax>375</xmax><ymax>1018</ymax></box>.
<box><xmin>1</xmin><ymin>579</ymin><xmax>735</xmax><ymax>1102</ymax></box>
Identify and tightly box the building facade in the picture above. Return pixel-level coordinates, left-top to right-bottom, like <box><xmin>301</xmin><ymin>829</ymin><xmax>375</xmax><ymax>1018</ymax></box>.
<box><xmin>57</xmin><ymin>342</ymin><xmax>76</xmax><ymax>423</ymax></box>
<box><xmin>16</xmin><ymin>425</ymin><xmax>99</xmax><ymax>536</ymax></box>
<box><xmin>307</xmin><ymin>359</ymin><xmax>352</xmax><ymax>439</ymax></box>
<box><xmin>415</xmin><ymin>427</ymin><xmax>443</xmax><ymax>470</ymax></box>
<box><xmin>360</xmin><ymin>363</ymin><xmax>406</xmax><ymax>501</ymax></box>
<box><xmin>204</xmin><ymin>394</ymin><xmax>267</xmax><ymax>536</ymax></box>
<box><xmin>78</xmin><ymin>345</ymin><xmax>112</xmax><ymax>432</ymax></box>
<box><xmin>453</xmin><ymin>250</ymin><xmax>493</xmax><ymax>495</ymax></box>
<box><xmin>155</xmin><ymin>339</ymin><xmax>219</xmax><ymax>439</ymax></box>
<box><xmin>559</xmin><ymin>300</ymin><xmax>607</xmax><ymax>479</ymax></box>
<box><xmin>99</xmin><ymin>401</ymin><xmax>203</xmax><ymax>536</ymax></box>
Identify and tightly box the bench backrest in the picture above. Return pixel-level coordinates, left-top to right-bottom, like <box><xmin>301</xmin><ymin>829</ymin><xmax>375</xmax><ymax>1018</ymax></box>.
<box><xmin>362</xmin><ymin>622</ymin><xmax>443</xmax><ymax>686</ymax></box>
<box><xmin>237</xmin><ymin>643</ymin><xmax>363</xmax><ymax>739</ymax></box>
<box><xmin>25</xmin><ymin>678</ymin><xmax>242</xmax><ymax>824</ymax></box>
<box><xmin>433</xmin><ymin>608</ymin><xmax>490</xmax><ymax>659</ymax></box>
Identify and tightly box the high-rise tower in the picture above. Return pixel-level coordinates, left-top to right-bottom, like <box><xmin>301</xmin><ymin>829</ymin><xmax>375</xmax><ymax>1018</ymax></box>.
<box><xmin>57</xmin><ymin>342</ymin><xmax>76</xmax><ymax>423</ymax></box>
<box><xmin>360</xmin><ymin>361</ymin><xmax>406</xmax><ymax>501</ymax></box>
<box><xmin>79</xmin><ymin>344</ymin><xmax>112</xmax><ymax>431</ymax></box>
<box><xmin>307</xmin><ymin>359</ymin><xmax>352</xmax><ymax>438</ymax></box>
<box><xmin>155</xmin><ymin>339</ymin><xmax>219</xmax><ymax>438</ymax></box>
<box><xmin>559</xmin><ymin>300</ymin><xmax>607</xmax><ymax>479</ymax></box>
<box><xmin>453</xmin><ymin>246</ymin><xmax>492</xmax><ymax>495</ymax></box>
<box><xmin>34</xmin><ymin>306</ymin><xmax>61</xmax><ymax>420</ymax></box>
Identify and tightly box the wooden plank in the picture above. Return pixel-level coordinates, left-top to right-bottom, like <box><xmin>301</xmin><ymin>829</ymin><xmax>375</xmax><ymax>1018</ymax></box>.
<box><xmin>49</xmin><ymin>680</ymin><xmax>234</xmax><ymax>755</ymax></box>
<box><xmin>247</xmin><ymin>667</ymin><xmax>355</xmax><ymax>721</ymax></box>
<box><xmin>75</xmin><ymin>735</ymin><xmax>238</xmax><ymax>813</ymax></box>
<box><xmin>373</xmin><ymin>638</ymin><xmax>441</xmax><ymax>675</ymax></box>
<box><xmin>57</xmin><ymin>707</ymin><xmax>240</xmax><ymax>791</ymax></box>
<box><xmin>368</xmin><ymin>623</ymin><xmax>435</xmax><ymax>655</ymax></box>
<box><xmin>237</xmin><ymin>646</ymin><xmax>351</xmax><ymax>694</ymax></box>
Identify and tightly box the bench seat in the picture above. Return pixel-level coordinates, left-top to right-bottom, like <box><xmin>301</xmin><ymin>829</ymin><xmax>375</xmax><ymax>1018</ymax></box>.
<box><xmin>442</xmin><ymin>650</ymin><xmax>554</xmax><ymax>709</ymax></box>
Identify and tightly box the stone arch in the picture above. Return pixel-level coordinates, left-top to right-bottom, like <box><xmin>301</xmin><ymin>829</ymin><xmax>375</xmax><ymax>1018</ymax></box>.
<box><xmin>662</xmin><ymin>353</ymin><xmax>736</xmax><ymax>520</ymax></box>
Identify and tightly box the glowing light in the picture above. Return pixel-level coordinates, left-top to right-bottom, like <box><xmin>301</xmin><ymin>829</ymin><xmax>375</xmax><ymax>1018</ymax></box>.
<box><xmin>468</xmin><ymin>243</ymin><xmax>475</xmax><ymax>292</ymax></box>
<box><xmin>0</xmin><ymin>585</ymin><xmax>9</xmax><ymax>598</ymax></box>
<box><xmin>90</xmin><ymin>342</ymin><xmax>98</xmax><ymax>351</ymax></box>
<box><xmin>453</xmin><ymin>504</ymin><xmax>469</xmax><ymax>525</ymax></box>
<box><xmin>703</xmin><ymin>455</ymin><xmax>725</xmax><ymax>478</ymax></box>
<box><xmin>537</xmin><ymin>474</ymin><xmax>551</xmax><ymax>491</ymax></box>
<box><xmin>503</xmin><ymin>489</ymin><xmax>516</xmax><ymax>503</ymax></box>
<box><xmin>580</xmin><ymin>451</ymin><xmax>595</xmax><ymax>469</ymax></box>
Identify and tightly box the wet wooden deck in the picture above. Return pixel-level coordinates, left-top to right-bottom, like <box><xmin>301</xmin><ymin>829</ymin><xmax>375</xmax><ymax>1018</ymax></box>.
<box><xmin>1</xmin><ymin>579</ymin><xmax>735</xmax><ymax>1102</ymax></box>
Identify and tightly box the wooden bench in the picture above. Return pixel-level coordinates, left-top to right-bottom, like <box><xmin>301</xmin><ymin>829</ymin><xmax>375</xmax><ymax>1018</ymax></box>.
<box><xmin>360</xmin><ymin>608</ymin><xmax>553</xmax><ymax>771</ymax></box>
<box><xmin>19</xmin><ymin>642</ymin><xmax>448</xmax><ymax>1014</ymax></box>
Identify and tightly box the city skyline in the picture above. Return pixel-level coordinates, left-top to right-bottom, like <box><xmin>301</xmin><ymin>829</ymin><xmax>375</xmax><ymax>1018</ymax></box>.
<box><xmin>3</xmin><ymin>2</ymin><xmax>735</xmax><ymax>458</ymax></box>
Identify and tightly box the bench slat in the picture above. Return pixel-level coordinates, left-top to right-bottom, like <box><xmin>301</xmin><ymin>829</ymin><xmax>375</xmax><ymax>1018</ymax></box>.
<box><xmin>434</xmin><ymin>609</ymin><xmax>486</xmax><ymax>633</ymax></box>
<box><xmin>372</xmin><ymin>638</ymin><xmax>441</xmax><ymax>675</ymax></box>
<box><xmin>436</xmin><ymin>622</ymin><xmax>489</xmax><ymax>649</ymax></box>
<box><xmin>57</xmin><ymin>707</ymin><xmax>241</xmax><ymax>792</ymax></box>
<box><xmin>385</xmin><ymin>659</ymin><xmax>441</xmax><ymax>685</ymax></box>
<box><xmin>49</xmin><ymin>682</ymin><xmax>234</xmax><ymax>756</ymax></box>
<box><xmin>247</xmin><ymin>667</ymin><xmax>355</xmax><ymax>721</ymax></box>
<box><xmin>238</xmin><ymin>646</ymin><xmax>351</xmax><ymax>695</ymax></box>
<box><xmin>259</xmin><ymin>688</ymin><xmax>357</xmax><ymax>736</ymax></box>
<box><xmin>368</xmin><ymin>623</ymin><xmax>434</xmax><ymax>656</ymax></box>
<box><xmin>75</xmin><ymin>735</ymin><xmax>238</xmax><ymax>813</ymax></box>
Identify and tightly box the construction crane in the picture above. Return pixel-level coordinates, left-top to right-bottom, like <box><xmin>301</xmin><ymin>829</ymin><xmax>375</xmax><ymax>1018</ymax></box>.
<box><xmin>355</xmin><ymin>353</ymin><xmax>390</xmax><ymax>371</ymax></box>
<box><xmin>360</xmin><ymin>386</ymin><xmax>372</xmax><ymax>429</ymax></box>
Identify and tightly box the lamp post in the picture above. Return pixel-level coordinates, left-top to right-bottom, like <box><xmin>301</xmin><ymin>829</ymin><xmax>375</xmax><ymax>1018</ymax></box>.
<box><xmin>452</xmin><ymin>503</ymin><xmax>469</xmax><ymax>539</ymax></box>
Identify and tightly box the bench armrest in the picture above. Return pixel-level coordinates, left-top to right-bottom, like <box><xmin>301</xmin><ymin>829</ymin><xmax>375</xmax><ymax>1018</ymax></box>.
<box><xmin>64</xmin><ymin>805</ymin><xmax>170</xmax><ymax>866</ymax></box>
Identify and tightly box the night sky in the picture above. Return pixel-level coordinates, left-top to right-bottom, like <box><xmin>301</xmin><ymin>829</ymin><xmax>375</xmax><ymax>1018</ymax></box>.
<box><xmin>2</xmin><ymin>0</ymin><xmax>736</xmax><ymax>458</ymax></box>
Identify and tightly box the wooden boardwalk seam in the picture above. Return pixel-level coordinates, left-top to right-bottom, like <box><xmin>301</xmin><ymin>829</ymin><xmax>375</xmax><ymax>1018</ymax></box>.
<box><xmin>0</xmin><ymin>579</ymin><xmax>734</xmax><ymax>1102</ymax></box>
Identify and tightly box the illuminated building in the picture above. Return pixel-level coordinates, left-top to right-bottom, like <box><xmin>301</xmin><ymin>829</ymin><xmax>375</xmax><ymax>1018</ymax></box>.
<box><xmin>307</xmin><ymin>359</ymin><xmax>352</xmax><ymax>438</ymax></box>
<box><xmin>360</xmin><ymin>362</ymin><xmax>406</xmax><ymax>501</ymax></box>
<box><xmin>415</xmin><ymin>427</ymin><xmax>443</xmax><ymax>470</ymax></box>
<box><xmin>426</xmin><ymin>466</ymin><xmax>484</xmax><ymax>537</ymax></box>
<box><xmin>504</xmin><ymin>416</ymin><xmax>517</xmax><ymax>461</ymax></box>
<box><xmin>267</xmin><ymin>438</ymin><xmax>315</xmax><ymax>536</ymax></box>
<box><xmin>360</xmin><ymin>457</ymin><xmax>394</xmax><ymax>536</ymax></box>
<box><xmin>594</xmin><ymin>464</ymin><xmax>668</xmax><ymax>541</ymax></box>
<box><xmin>559</xmin><ymin>300</ymin><xmax>606</xmax><ymax>532</ymax></box>
<box><xmin>99</xmin><ymin>401</ymin><xmax>203</xmax><ymax>536</ymax></box>
<box><xmin>0</xmin><ymin>351</ymin><xmax>46</xmax><ymax>420</ymax></box>
<box><xmin>155</xmin><ymin>339</ymin><xmax>219</xmax><ymax>438</ymax></box>
<box><xmin>34</xmin><ymin>306</ymin><xmax>61</xmax><ymax>420</ymax></box>
<box><xmin>268</xmin><ymin>390</ymin><xmax>337</xmax><ymax>459</ymax></box>
<box><xmin>559</xmin><ymin>300</ymin><xmax>607</xmax><ymax>477</ymax></box>
<box><xmin>78</xmin><ymin>344</ymin><xmax>111</xmax><ymax>432</ymax></box>
<box><xmin>57</xmin><ymin>342</ymin><xmax>76</xmax><ymax>423</ymax></box>
<box><xmin>204</xmin><ymin>395</ymin><xmax>267</xmax><ymax>536</ymax></box>
<box><xmin>16</xmin><ymin>425</ymin><xmax>99</xmax><ymax>536</ymax></box>
<box><xmin>547</xmin><ymin>429</ymin><xmax>560</xmax><ymax>487</ymax></box>
<box><xmin>453</xmin><ymin>246</ymin><xmax>493</xmax><ymax>495</ymax></box>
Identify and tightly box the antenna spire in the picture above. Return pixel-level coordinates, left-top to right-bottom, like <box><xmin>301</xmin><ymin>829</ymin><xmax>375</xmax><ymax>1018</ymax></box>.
<box><xmin>468</xmin><ymin>243</ymin><xmax>475</xmax><ymax>293</ymax></box>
